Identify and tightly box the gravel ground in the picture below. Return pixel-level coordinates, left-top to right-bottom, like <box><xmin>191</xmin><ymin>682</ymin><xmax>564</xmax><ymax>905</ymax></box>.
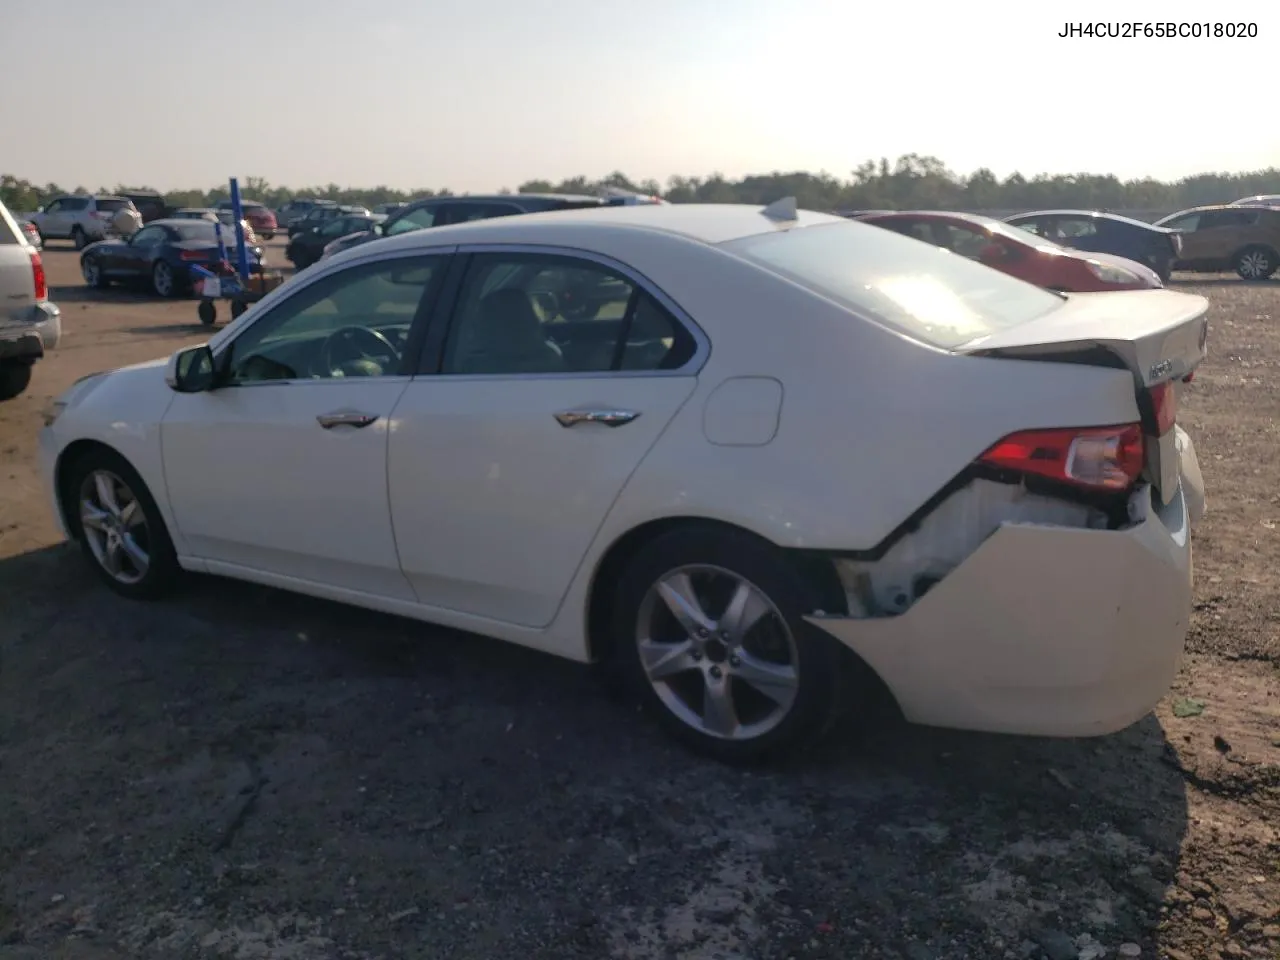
<box><xmin>1</xmin><ymin>243</ymin><xmax>1277</xmax><ymax>960</ymax></box>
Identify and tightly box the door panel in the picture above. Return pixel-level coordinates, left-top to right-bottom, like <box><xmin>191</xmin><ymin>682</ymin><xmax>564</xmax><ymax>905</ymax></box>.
<box><xmin>161</xmin><ymin>380</ymin><xmax>416</xmax><ymax>598</ymax></box>
<box><xmin>387</xmin><ymin>376</ymin><xmax>697</xmax><ymax>626</ymax></box>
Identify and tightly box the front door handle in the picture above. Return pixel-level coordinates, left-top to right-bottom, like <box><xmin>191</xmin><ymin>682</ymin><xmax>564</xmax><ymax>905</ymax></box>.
<box><xmin>317</xmin><ymin>409</ymin><xmax>379</xmax><ymax>429</ymax></box>
<box><xmin>553</xmin><ymin>408</ymin><xmax>641</xmax><ymax>428</ymax></box>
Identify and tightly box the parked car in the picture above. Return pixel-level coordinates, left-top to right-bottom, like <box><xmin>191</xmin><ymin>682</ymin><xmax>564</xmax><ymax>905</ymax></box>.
<box><xmin>215</xmin><ymin>199</ymin><xmax>277</xmax><ymax>239</ymax></box>
<box><xmin>0</xmin><ymin>199</ymin><xmax>59</xmax><ymax>400</ymax></box>
<box><xmin>1228</xmin><ymin>195</ymin><xmax>1280</xmax><ymax>208</ymax></box>
<box><xmin>373</xmin><ymin>202</ymin><xmax>406</xmax><ymax>216</ymax></box>
<box><xmin>41</xmin><ymin>202</ymin><xmax>1208</xmax><ymax>762</ymax></box>
<box><xmin>1003</xmin><ymin>210</ymin><xmax>1184</xmax><ymax>284</ymax></box>
<box><xmin>323</xmin><ymin>193</ymin><xmax>608</xmax><ymax>259</ymax></box>
<box><xmin>118</xmin><ymin>189</ymin><xmax>170</xmax><ymax>223</ymax></box>
<box><xmin>287</xmin><ymin>213</ymin><xmax>385</xmax><ymax>270</ymax></box>
<box><xmin>1154</xmin><ymin>205</ymin><xmax>1280</xmax><ymax>280</ymax></box>
<box><xmin>171</xmin><ymin>208</ymin><xmax>220</xmax><ymax>223</ymax></box>
<box><xmin>18</xmin><ymin>219</ymin><xmax>42</xmax><ymax>249</ymax></box>
<box><xmin>27</xmin><ymin>195</ymin><xmax>137</xmax><ymax>250</ymax></box>
<box><xmin>855</xmin><ymin>211</ymin><xmax>1161</xmax><ymax>291</ymax></box>
<box><xmin>276</xmin><ymin>198</ymin><xmax>336</xmax><ymax>229</ymax></box>
<box><xmin>286</xmin><ymin>204</ymin><xmax>369</xmax><ymax>238</ymax></box>
<box><xmin>79</xmin><ymin>218</ymin><xmax>265</xmax><ymax>298</ymax></box>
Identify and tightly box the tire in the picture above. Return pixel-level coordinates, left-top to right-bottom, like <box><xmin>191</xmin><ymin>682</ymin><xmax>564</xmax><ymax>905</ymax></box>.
<box><xmin>0</xmin><ymin>361</ymin><xmax>33</xmax><ymax>401</ymax></box>
<box><xmin>198</xmin><ymin>300</ymin><xmax>217</xmax><ymax>326</ymax></box>
<box><xmin>152</xmin><ymin>259</ymin><xmax>177</xmax><ymax>298</ymax></box>
<box><xmin>230</xmin><ymin>299</ymin><xmax>247</xmax><ymax>320</ymax></box>
<box><xmin>71</xmin><ymin>226</ymin><xmax>88</xmax><ymax>251</ymax></box>
<box><xmin>1234</xmin><ymin>245</ymin><xmax>1278</xmax><ymax>281</ymax></box>
<box><xmin>82</xmin><ymin>256</ymin><xmax>109</xmax><ymax>289</ymax></box>
<box><xmin>262</xmin><ymin>231</ymin><xmax>274</xmax><ymax>240</ymax></box>
<box><xmin>64</xmin><ymin>447</ymin><xmax>180</xmax><ymax>600</ymax></box>
<box><xmin>608</xmin><ymin>525</ymin><xmax>851</xmax><ymax>764</ymax></box>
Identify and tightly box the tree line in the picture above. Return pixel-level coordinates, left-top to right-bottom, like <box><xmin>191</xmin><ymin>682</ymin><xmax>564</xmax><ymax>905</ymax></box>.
<box><xmin>4</xmin><ymin>155</ymin><xmax>1279</xmax><ymax>215</ymax></box>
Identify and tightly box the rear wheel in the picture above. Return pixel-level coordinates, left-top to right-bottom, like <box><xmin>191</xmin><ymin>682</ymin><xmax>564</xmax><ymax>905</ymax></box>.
<box><xmin>65</xmin><ymin>448</ymin><xmax>180</xmax><ymax>600</ymax></box>
<box><xmin>609</xmin><ymin>526</ymin><xmax>851</xmax><ymax>764</ymax></box>
<box><xmin>1235</xmin><ymin>245</ymin><xmax>1277</xmax><ymax>281</ymax></box>
<box><xmin>152</xmin><ymin>260</ymin><xmax>177</xmax><ymax>297</ymax></box>
<box><xmin>0</xmin><ymin>362</ymin><xmax>33</xmax><ymax>401</ymax></box>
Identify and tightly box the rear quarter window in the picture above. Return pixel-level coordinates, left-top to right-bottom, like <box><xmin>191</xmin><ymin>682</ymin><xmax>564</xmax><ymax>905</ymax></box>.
<box><xmin>722</xmin><ymin>220</ymin><xmax>1064</xmax><ymax>350</ymax></box>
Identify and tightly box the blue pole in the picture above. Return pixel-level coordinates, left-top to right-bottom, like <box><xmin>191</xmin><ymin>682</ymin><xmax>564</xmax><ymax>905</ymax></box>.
<box><xmin>229</xmin><ymin>177</ymin><xmax>250</xmax><ymax>283</ymax></box>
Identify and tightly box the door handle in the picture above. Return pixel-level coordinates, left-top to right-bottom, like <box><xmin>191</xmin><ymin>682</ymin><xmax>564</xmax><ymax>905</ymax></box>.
<box><xmin>553</xmin><ymin>408</ymin><xmax>641</xmax><ymax>428</ymax></box>
<box><xmin>317</xmin><ymin>409</ymin><xmax>379</xmax><ymax>429</ymax></box>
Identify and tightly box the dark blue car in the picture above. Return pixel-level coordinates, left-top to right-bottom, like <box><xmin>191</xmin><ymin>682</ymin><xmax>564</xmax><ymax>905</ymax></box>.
<box><xmin>1003</xmin><ymin>210</ymin><xmax>1183</xmax><ymax>283</ymax></box>
<box><xmin>79</xmin><ymin>218</ymin><xmax>265</xmax><ymax>298</ymax></box>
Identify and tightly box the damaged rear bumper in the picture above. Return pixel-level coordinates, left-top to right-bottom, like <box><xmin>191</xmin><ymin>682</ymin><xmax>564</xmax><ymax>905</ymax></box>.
<box><xmin>807</xmin><ymin>483</ymin><xmax>1192</xmax><ymax>738</ymax></box>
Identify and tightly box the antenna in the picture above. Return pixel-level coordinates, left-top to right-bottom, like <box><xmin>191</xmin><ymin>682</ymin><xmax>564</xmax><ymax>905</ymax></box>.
<box><xmin>761</xmin><ymin>196</ymin><xmax>798</xmax><ymax>222</ymax></box>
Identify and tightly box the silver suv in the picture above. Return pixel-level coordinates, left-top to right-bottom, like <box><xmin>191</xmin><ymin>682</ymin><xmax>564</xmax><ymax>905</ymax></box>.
<box><xmin>0</xmin><ymin>199</ymin><xmax>60</xmax><ymax>400</ymax></box>
<box><xmin>28</xmin><ymin>194</ymin><xmax>137</xmax><ymax>250</ymax></box>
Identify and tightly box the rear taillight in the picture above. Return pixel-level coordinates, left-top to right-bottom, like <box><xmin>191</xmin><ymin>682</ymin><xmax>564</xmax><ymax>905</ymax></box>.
<box><xmin>179</xmin><ymin>250</ymin><xmax>208</xmax><ymax>261</ymax></box>
<box><xmin>29</xmin><ymin>251</ymin><xmax>47</xmax><ymax>301</ymax></box>
<box><xmin>977</xmin><ymin>424</ymin><xmax>1145</xmax><ymax>492</ymax></box>
<box><xmin>1146</xmin><ymin>381</ymin><xmax>1177</xmax><ymax>435</ymax></box>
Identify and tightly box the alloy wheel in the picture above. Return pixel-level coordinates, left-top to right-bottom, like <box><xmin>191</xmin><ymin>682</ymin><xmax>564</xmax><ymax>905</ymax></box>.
<box><xmin>634</xmin><ymin>564</ymin><xmax>800</xmax><ymax>741</ymax></box>
<box><xmin>83</xmin><ymin>259</ymin><xmax>100</xmax><ymax>286</ymax></box>
<box><xmin>79</xmin><ymin>469</ymin><xmax>151</xmax><ymax>585</ymax></box>
<box><xmin>1238</xmin><ymin>250</ymin><xmax>1272</xmax><ymax>279</ymax></box>
<box><xmin>153</xmin><ymin>261</ymin><xmax>174</xmax><ymax>296</ymax></box>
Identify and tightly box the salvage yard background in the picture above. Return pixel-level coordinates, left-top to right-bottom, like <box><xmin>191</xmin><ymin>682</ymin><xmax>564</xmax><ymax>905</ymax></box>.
<box><xmin>0</xmin><ymin>238</ymin><xmax>1277</xmax><ymax>960</ymax></box>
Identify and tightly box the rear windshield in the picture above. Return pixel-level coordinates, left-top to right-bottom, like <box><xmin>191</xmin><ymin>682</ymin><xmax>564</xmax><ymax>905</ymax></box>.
<box><xmin>722</xmin><ymin>221</ymin><xmax>1064</xmax><ymax>350</ymax></box>
<box><xmin>95</xmin><ymin>198</ymin><xmax>130</xmax><ymax>212</ymax></box>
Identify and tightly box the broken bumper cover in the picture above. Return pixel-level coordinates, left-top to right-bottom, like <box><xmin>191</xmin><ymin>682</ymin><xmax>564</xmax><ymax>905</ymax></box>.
<box><xmin>807</xmin><ymin>483</ymin><xmax>1192</xmax><ymax>738</ymax></box>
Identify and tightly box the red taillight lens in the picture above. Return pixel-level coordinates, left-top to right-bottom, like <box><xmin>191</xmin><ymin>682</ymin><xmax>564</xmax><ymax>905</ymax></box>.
<box><xmin>978</xmin><ymin>424</ymin><xmax>1145</xmax><ymax>492</ymax></box>
<box><xmin>1147</xmin><ymin>381</ymin><xmax>1177</xmax><ymax>435</ymax></box>
<box><xmin>179</xmin><ymin>250</ymin><xmax>208</xmax><ymax>261</ymax></box>
<box><xmin>29</xmin><ymin>251</ymin><xmax>47</xmax><ymax>301</ymax></box>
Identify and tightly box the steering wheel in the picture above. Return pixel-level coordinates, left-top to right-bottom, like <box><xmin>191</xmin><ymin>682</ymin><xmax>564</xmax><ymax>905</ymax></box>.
<box><xmin>530</xmin><ymin>290</ymin><xmax>560</xmax><ymax>321</ymax></box>
<box><xmin>320</xmin><ymin>325</ymin><xmax>400</xmax><ymax>376</ymax></box>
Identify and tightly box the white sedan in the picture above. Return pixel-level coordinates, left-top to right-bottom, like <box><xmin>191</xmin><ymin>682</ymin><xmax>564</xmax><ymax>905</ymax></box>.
<box><xmin>39</xmin><ymin>201</ymin><xmax>1209</xmax><ymax>763</ymax></box>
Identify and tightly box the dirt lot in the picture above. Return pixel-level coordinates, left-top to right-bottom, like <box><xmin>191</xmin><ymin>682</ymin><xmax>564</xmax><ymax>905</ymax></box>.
<box><xmin>1</xmin><ymin>242</ymin><xmax>1277</xmax><ymax>960</ymax></box>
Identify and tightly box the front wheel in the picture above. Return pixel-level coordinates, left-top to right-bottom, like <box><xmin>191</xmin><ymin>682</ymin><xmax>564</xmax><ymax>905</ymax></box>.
<box><xmin>82</xmin><ymin>256</ymin><xmax>109</xmax><ymax>288</ymax></box>
<box><xmin>66</xmin><ymin>448</ymin><xmax>180</xmax><ymax>600</ymax></box>
<box><xmin>609</xmin><ymin>526</ymin><xmax>851</xmax><ymax>764</ymax></box>
<box><xmin>0</xmin><ymin>361</ymin><xmax>33</xmax><ymax>401</ymax></box>
<box><xmin>71</xmin><ymin>226</ymin><xmax>88</xmax><ymax>250</ymax></box>
<box><xmin>1235</xmin><ymin>246</ymin><xmax>1277</xmax><ymax>281</ymax></box>
<box><xmin>152</xmin><ymin>259</ymin><xmax>177</xmax><ymax>297</ymax></box>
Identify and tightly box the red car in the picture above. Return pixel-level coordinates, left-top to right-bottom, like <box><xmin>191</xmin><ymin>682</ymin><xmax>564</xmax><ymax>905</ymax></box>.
<box><xmin>855</xmin><ymin>211</ymin><xmax>1161</xmax><ymax>292</ymax></box>
<box><xmin>216</xmin><ymin>200</ymin><xmax>277</xmax><ymax>240</ymax></box>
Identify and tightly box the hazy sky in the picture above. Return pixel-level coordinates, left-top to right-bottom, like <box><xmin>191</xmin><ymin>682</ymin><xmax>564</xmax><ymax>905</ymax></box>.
<box><xmin>5</xmin><ymin>0</ymin><xmax>1276</xmax><ymax>192</ymax></box>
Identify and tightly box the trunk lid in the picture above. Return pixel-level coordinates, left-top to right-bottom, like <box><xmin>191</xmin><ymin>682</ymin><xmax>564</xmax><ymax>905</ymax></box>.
<box><xmin>957</xmin><ymin>288</ymin><xmax>1208</xmax><ymax>386</ymax></box>
<box><xmin>957</xmin><ymin>288</ymin><xmax>1209</xmax><ymax>505</ymax></box>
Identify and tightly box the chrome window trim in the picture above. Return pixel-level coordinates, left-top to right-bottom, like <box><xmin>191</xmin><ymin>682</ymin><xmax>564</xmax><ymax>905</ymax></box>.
<box><xmin>210</xmin><ymin>246</ymin><xmax>457</xmax><ymax>389</ymax></box>
<box><xmin>429</xmin><ymin>242</ymin><xmax>710</xmax><ymax>381</ymax></box>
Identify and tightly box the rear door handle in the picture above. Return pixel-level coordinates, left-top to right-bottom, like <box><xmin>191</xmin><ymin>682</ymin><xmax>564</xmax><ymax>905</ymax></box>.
<box><xmin>317</xmin><ymin>409</ymin><xmax>379</xmax><ymax>429</ymax></box>
<box><xmin>553</xmin><ymin>408</ymin><xmax>641</xmax><ymax>428</ymax></box>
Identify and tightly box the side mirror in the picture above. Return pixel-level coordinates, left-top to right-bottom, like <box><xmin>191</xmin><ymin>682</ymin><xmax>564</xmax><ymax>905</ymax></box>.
<box><xmin>36</xmin><ymin>205</ymin><xmax>45</xmax><ymax>214</ymax></box>
<box><xmin>165</xmin><ymin>344</ymin><xmax>217</xmax><ymax>393</ymax></box>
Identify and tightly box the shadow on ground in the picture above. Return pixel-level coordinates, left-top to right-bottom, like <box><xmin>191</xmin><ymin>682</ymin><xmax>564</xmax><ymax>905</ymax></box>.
<box><xmin>0</xmin><ymin>544</ymin><xmax>1190</xmax><ymax>959</ymax></box>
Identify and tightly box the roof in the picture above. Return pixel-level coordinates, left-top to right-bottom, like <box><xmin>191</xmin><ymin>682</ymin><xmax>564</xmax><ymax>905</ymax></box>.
<box><xmin>363</xmin><ymin>202</ymin><xmax>845</xmax><ymax>258</ymax></box>
<box><xmin>1007</xmin><ymin>209</ymin><xmax>1171</xmax><ymax>230</ymax></box>
<box><xmin>859</xmin><ymin>210</ymin><xmax>1002</xmax><ymax>228</ymax></box>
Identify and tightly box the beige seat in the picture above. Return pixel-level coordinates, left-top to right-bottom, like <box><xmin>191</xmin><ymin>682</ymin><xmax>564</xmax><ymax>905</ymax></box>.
<box><xmin>452</xmin><ymin>288</ymin><xmax>565</xmax><ymax>374</ymax></box>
